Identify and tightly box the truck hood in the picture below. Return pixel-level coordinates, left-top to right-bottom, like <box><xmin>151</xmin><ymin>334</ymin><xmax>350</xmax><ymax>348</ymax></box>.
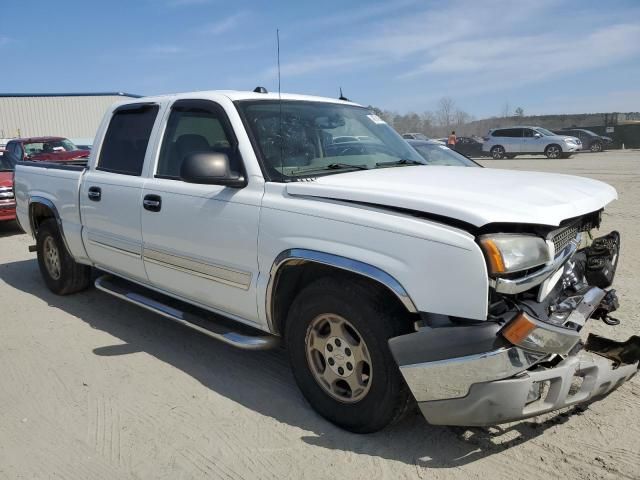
<box><xmin>285</xmin><ymin>166</ymin><xmax>617</xmax><ymax>228</ymax></box>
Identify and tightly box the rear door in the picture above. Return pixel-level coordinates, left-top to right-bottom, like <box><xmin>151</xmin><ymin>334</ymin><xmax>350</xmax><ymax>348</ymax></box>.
<box><xmin>140</xmin><ymin>98</ymin><xmax>262</xmax><ymax>322</ymax></box>
<box><xmin>80</xmin><ymin>103</ymin><xmax>161</xmax><ymax>282</ymax></box>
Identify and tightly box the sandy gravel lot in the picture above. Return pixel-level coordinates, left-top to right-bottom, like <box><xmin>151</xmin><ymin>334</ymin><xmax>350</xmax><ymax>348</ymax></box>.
<box><xmin>0</xmin><ymin>151</ymin><xmax>638</xmax><ymax>479</ymax></box>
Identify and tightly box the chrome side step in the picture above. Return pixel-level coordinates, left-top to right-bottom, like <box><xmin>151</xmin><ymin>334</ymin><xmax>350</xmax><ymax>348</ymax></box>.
<box><xmin>95</xmin><ymin>275</ymin><xmax>279</xmax><ymax>350</ymax></box>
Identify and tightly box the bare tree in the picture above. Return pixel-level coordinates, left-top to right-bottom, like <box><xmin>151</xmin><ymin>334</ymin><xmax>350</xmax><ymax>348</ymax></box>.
<box><xmin>454</xmin><ymin>109</ymin><xmax>471</xmax><ymax>126</ymax></box>
<box><xmin>514</xmin><ymin>106</ymin><xmax>524</xmax><ymax>117</ymax></box>
<box><xmin>501</xmin><ymin>101</ymin><xmax>511</xmax><ymax>118</ymax></box>
<box><xmin>436</xmin><ymin>97</ymin><xmax>456</xmax><ymax>127</ymax></box>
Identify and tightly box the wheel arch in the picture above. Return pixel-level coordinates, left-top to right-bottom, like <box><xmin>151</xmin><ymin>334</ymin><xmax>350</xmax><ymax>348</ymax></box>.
<box><xmin>28</xmin><ymin>196</ymin><xmax>71</xmax><ymax>253</ymax></box>
<box><xmin>266</xmin><ymin>249</ymin><xmax>418</xmax><ymax>336</ymax></box>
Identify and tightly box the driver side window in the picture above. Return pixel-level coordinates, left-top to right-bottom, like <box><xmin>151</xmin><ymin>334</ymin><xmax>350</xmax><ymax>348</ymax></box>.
<box><xmin>157</xmin><ymin>100</ymin><xmax>239</xmax><ymax>179</ymax></box>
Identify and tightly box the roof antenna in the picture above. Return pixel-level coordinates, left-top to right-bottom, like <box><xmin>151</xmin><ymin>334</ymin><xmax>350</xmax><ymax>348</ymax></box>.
<box><xmin>339</xmin><ymin>87</ymin><xmax>349</xmax><ymax>101</ymax></box>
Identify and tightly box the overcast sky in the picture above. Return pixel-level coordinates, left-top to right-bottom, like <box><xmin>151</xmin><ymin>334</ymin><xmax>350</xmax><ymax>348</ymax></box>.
<box><xmin>1</xmin><ymin>0</ymin><xmax>639</xmax><ymax>118</ymax></box>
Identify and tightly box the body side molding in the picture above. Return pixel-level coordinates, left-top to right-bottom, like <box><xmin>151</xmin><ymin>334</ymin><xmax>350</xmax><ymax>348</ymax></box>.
<box><xmin>266</xmin><ymin>248</ymin><xmax>418</xmax><ymax>334</ymax></box>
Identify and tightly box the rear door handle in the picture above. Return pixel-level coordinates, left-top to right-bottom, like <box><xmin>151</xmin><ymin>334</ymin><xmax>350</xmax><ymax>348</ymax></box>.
<box><xmin>88</xmin><ymin>186</ymin><xmax>101</xmax><ymax>201</ymax></box>
<box><xmin>143</xmin><ymin>194</ymin><xmax>162</xmax><ymax>212</ymax></box>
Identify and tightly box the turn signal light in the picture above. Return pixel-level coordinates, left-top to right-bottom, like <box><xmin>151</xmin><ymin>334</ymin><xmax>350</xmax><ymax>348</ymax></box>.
<box><xmin>479</xmin><ymin>238</ymin><xmax>506</xmax><ymax>274</ymax></box>
<box><xmin>501</xmin><ymin>312</ymin><xmax>536</xmax><ymax>345</ymax></box>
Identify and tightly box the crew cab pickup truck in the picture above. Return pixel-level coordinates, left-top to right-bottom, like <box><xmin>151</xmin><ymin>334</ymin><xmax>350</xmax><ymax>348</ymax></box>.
<box><xmin>14</xmin><ymin>90</ymin><xmax>639</xmax><ymax>433</ymax></box>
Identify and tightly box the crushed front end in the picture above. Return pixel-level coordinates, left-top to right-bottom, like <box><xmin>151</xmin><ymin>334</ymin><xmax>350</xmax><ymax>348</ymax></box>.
<box><xmin>390</xmin><ymin>211</ymin><xmax>639</xmax><ymax>426</ymax></box>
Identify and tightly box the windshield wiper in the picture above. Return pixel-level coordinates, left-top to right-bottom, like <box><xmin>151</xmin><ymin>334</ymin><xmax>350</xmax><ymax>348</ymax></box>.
<box><xmin>375</xmin><ymin>159</ymin><xmax>424</xmax><ymax>167</ymax></box>
<box><xmin>326</xmin><ymin>163</ymin><xmax>368</xmax><ymax>171</ymax></box>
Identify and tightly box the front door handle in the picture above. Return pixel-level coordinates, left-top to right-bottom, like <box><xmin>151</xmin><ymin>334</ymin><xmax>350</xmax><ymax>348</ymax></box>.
<box><xmin>143</xmin><ymin>194</ymin><xmax>162</xmax><ymax>212</ymax></box>
<box><xmin>88</xmin><ymin>186</ymin><xmax>101</xmax><ymax>201</ymax></box>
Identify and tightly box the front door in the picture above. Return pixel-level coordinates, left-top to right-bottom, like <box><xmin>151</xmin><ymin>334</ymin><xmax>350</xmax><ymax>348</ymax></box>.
<box><xmin>140</xmin><ymin>99</ymin><xmax>262</xmax><ymax>323</ymax></box>
<box><xmin>80</xmin><ymin>103</ymin><xmax>160</xmax><ymax>282</ymax></box>
<box><xmin>521</xmin><ymin>128</ymin><xmax>545</xmax><ymax>153</ymax></box>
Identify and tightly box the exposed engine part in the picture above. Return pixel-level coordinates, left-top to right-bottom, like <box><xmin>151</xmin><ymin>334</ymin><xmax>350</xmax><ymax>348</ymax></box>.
<box><xmin>584</xmin><ymin>231</ymin><xmax>620</xmax><ymax>288</ymax></box>
<box><xmin>591</xmin><ymin>289</ymin><xmax>621</xmax><ymax>326</ymax></box>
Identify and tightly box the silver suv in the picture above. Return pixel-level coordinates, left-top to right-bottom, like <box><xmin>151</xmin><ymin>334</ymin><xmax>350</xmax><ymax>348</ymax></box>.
<box><xmin>482</xmin><ymin>126</ymin><xmax>581</xmax><ymax>159</ymax></box>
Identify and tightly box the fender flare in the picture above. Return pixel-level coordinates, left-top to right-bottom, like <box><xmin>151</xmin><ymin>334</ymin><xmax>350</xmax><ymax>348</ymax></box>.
<box><xmin>28</xmin><ymin>196</ymin><xmax>72</xmax><ymax>253</ymax></box>
<box><xmin>265</xmin><ymin>248</ymin><xmax>418</xmax><ymax>334</ymax></box>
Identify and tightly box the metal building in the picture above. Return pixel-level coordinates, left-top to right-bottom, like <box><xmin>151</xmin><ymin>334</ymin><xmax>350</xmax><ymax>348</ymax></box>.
<box><xmin>0</xmin><ymin>92</ymin><xmax>141</xmax><ymax>141</ymax></box>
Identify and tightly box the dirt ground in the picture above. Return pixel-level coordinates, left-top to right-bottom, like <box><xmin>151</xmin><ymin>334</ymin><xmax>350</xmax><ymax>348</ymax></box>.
<box><xmin>0</xmin><ymin>151</ymin><xmax>638</xmax><ymax>479</ymax></box>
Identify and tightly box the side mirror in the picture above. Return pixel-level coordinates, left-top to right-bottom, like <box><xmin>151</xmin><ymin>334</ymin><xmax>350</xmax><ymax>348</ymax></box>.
<box><xmin>180</xmin><ymin>152</ymin><xmax>246</xmax><ymax>188</ymax></box>
<box><xmin>533</xmin><ymin>133</ymin><xmax>542</xmax><ymax>138</ymax></box>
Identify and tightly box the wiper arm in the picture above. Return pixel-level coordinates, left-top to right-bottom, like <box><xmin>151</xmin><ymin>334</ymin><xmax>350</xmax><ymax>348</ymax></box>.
<box><xmin>326</xmin><ymin>163</ymin><xmax>368</xmax><ymax>171</ymax></box>
<box><xmin>376</xmin><ymin>159</ymin><xmax>424</xmax><ymax>167</ymax></box>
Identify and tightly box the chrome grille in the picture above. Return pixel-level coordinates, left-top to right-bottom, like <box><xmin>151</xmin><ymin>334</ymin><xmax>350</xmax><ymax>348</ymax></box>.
<box><xmin>0</xmin><ymin>186</ymin><xmax>13</xmax><ymax>199</ymax></box>
<box><xmin>551</xmin><ymin>225</ymin><xmax>579</xmax><ymax>255</ymax></box>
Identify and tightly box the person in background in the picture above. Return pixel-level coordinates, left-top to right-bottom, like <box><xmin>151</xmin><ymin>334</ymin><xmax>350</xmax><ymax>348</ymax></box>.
<box><xmin>447</xmin><ymin>131</ymin><xmax>457</xmax><ymax>149</ymax></box>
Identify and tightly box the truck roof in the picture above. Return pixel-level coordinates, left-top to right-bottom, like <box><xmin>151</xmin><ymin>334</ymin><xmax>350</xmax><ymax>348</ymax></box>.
<box><xmin>118</xmin><ymin>90</ymin><xmax>362</xmax><ymax>107</ymax></box>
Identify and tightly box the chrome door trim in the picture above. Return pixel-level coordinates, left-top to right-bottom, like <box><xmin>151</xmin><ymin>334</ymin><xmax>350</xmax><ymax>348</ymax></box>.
<box><xmin>143</xmin><ymin>247</ymin><xmax>252</xmax><ymax>290</ymax></box>
<box><xmin>86</xmin><ymin>232</ymin><xmax>142</xmax><ymax>258</ymax></box>
<box><xmin>265</xmin><ymin>248</ymin><xmax>418</xmax><ymax>334</ymax></box>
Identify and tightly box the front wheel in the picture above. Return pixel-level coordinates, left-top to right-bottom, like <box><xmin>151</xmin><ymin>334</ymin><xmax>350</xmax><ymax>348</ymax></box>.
<box><xmin>590</xmin><ymin>141</ymin><xmax>602</xmax><ymax>152</ymax></box>
<box><xmin>286</xmin><ymin>276</ymin><xmax>412</xmax><ymax>433</ymax></box>
<box><xmin>36</xmin><ymin>219</ymin><xmax>91</xmax><ymax>295</ymax></box>
<box><xmin>545</xmin><ymin>144</ymin><xmax>562</xmax><ymax>159</ymax></box>
<box><xmin>491</xmin><ymin>146</ymin><xmax>506</xmax><ymax>159</ymax></box>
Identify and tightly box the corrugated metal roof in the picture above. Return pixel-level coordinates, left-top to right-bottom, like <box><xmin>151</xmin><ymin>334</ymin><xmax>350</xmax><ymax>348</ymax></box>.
<box><xmin>0</xmin><ymin>92</ymin><xmax>142</xmax><ymax>98</ymax></box>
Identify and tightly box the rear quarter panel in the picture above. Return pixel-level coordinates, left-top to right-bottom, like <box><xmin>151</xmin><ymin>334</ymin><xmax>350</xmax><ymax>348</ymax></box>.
<box><xmin>15</xmin><ymin>164</ymin><xmax>89</xmax><ymax>262</ymax></box>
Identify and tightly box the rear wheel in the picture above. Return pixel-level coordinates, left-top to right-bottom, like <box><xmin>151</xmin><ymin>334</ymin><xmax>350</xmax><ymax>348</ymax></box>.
<box><xmin>590</xmin><ymin>141</ymin><xmax>602</xmax><ymax>152</ymax></box>
<box><xmin>545</xmin><ymin>144</ymin><xmax>562</xmax><ymax>159</ymax></box>
<box><xmin>491</xmin><ymin>146</ymin><xmax>506</xmax><ymax>159</ymax></box>
<box><xmin>286</xmin><ymin>276</ymin><xmax>412</xmax><ymax>433</ymax></box>
<box><xmin>36</xmin><ymin>219</ymin><xmax>91</xmax><ymax>295</ymax></box>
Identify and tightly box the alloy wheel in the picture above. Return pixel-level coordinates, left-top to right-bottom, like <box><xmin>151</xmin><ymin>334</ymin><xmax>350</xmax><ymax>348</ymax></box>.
<box><xmin>305</xmin><ymin>313</ymin><xmax>372</xmax><ymax>403</ymax></box>
<box><xmin>43</xmin><ymin>236</ymin><xmax>61</xmax><ymax>280</ymax></box>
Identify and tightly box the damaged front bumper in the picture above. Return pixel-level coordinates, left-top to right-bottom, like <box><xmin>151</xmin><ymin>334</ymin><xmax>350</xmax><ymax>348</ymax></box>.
<box><xmin>392</xmin><ymin>333</ymin><xmax>638</xmax><ymax>426</ymax></box>
<box><xmin>390</xmin><ymin>230</ymin><xmax>639</xmax><ymax>426</ymax></box>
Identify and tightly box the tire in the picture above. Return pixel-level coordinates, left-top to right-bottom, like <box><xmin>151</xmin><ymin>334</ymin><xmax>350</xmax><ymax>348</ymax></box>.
<box><xmin>590</xmin><ymin>141</ymin><xmax>602</xmax><ymax>152</ymax></box>
<box><xmin>285</xmin><ymin>276</ymin><xmax>412</xmax><ymax>433</ymax></box>
<box><xmin>36</xmin><ymin>219</ymin><xmax>91</xmax><ymax>295</ymax></box>
<box><xmin>491</xmin><ymin>145</ymin><xmax>506</xmax><ymax>159</ymax></box>
<box><xmin>545</xmin><ymin>144</ymin><xmax>562</xmax><ymax>159</ymax></box>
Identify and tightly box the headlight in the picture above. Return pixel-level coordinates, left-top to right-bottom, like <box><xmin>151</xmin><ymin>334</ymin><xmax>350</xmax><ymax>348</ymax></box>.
<box><xmin>479</xmin><ymin>234</ymin><xmax>552</xmax><ymax>275</ymax></box>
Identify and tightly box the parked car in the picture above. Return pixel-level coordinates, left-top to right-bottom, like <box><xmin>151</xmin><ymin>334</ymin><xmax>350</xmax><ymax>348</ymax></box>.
<box><xmin>483</xmin><ymin>126</ymin><xmax>581</xmax><ymax>159</ymax></box>
<box><xmin>555</xmin><ymin>128</ymin><xmax>607</xmax><ymax>152</ymax></box>
<box><xmin>401</xmin><ymin>132</ymin><xmax>428</xmax><ymax>140</ymax></box>
<box><xmin>407</xmin><ymin>139</ymin><xmax>480</xmax><ymax>166</ymax></box>
<box><xmin>15</xmin><ymin>90</ymin><xmax>637</xmax><ymax>433</ymax></box>
<box><xmin>452</xmin><ymin>136</ymin><xmax>486</xmax><ymax>157</ymax></box>
<box><xmin>4</xmin><ymin>137</ymin><xmax>90</xmax><ymax>163</ymax></box>
<box><xmin>0</xmin><ymin>153</ymin><xmax>16</xmax><ymax>222</ymax></box>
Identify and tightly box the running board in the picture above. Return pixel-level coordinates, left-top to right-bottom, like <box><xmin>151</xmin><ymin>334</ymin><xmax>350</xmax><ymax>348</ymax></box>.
<box><xmin>95</xmin><ymin>275</ymin><xmax>279</xmax><ymax>350</ymax></box>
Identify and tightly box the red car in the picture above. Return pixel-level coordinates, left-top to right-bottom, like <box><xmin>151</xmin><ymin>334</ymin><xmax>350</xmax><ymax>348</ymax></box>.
<box><xmin>4</xmin><ymin>136</ymin><xmax>90</xmax><ymax>163</ymax></box>
<box><xmin>0</xmin><ymin>153</ymin><xmax>16</xmax><ymax>222</ymax></box>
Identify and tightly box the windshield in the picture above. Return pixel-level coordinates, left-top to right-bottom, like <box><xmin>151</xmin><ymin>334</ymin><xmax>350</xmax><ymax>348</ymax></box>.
<box><xmin>410</xmin><ymin>143</ymin><xmax>479</xmax><ymax>167</ymax></box>
<box><xmin>0</xmin><ymin>155</ymin><xmax>16</xmax><ymax>171</ymax></box>
<box><xmin>24</xmin><ymin>138</ymin><xmax>79</xmax><ymax>156</ymax></box>
<box><xmin>535</xmin><ymin>127</ymin><xmax>556</xmax><ymax>136</ymax></box>
<box><xmin>237</xmin><ymin>100</ymin><xmax>426</xmax><ymax>180</ymax></box>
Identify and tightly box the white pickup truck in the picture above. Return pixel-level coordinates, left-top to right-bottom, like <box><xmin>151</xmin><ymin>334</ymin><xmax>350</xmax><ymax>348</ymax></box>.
<box><xmin>14</xmin><ymin>90</ymin><xmax>638</xmax><ymax>433</ymax></box>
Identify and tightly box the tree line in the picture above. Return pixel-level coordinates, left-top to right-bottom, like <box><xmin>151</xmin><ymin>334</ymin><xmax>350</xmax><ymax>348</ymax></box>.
<box><xmin>368</xmin><ymin>97</ymin><xmax>525</xmax><ymax>138</ymax></box>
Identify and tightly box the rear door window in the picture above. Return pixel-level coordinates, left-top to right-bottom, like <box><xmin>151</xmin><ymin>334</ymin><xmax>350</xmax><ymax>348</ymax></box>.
<box><xmin>97</xmin><ymin>104</ymin><xmax>159</xmax><ymax>175</ymax></box>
